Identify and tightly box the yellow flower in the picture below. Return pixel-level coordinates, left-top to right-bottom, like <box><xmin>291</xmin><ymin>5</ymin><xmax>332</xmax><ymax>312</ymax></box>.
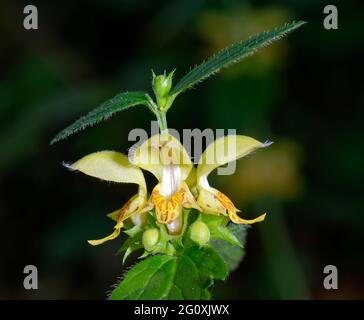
<box><xmin>132</xmin><ymin>133</ymin><xmax>200</xmax><ymax>234</ymax></box>
<box><xmin>67</xmin><ymin>134</ymin><xmax>269</xmax><ymax>245</ymax></box>
<box><xmin>65</xmin><ymin>151</ymin><xmax>149</xmax><ymax>245</ymax></box>
<box><xmin>67</xmin><ymin>134</ymin><xmax>200</xmax><ymax>245</ymax></box>
<box><xmin>195</xmin><ymin>135</ymin><xmax>270</xmax><ymax>224</ymax></box>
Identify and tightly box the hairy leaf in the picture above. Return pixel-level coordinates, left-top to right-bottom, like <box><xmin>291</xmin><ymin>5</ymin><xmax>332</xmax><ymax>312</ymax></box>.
<box><xmin>50</xmin><ymin>91</ymin><xmax>153</xmax><ymax>144</ymax></box>
<box><xmin>111</xmin><ymin>246</ymin><xmax>229</xmax><ymax>300</ymax></box>
<box><xmin>211</xmin><ymin>223</ymin><xmax>248</xmax><ymax>272</ymax></box>
<box><xmin>184</xmin><ymin>246</ymin><xmax>228</xmax><ymax>287</ymax></box>
<box><xmin>110</xmin><ymin>255</ymin><xmax>176</xmax><ymax>300</ymax></box>
<box><xmin>173</xmin><ymin>254</ymin><xmax>201</xmax><ymax>299</ymax></box>
<box><xmin>170</xmin><ymin>21</ymin><xmax>306</xmax><ymax>95</ymax></box>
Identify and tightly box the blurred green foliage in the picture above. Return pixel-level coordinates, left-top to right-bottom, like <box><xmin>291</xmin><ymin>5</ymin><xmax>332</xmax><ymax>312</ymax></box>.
<box><xmin>0</xmin><ymin>0</ymin><xmax>363</xmax><ymax>299</ymax></box>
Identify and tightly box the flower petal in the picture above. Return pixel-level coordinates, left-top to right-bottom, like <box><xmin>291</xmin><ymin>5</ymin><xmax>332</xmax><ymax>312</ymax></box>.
<box><xmin>197</xmin><ymin>135</ymin><xmax>269</xmax><ymax>180</ymax></box>
<box><xmin>88</xmin><ymin>214</ymin><xmax>124</xmax><ymax>246</ymax></box>
<box><xmin>67</xmin><ymin>151</ymin><xmax>146</xmax><ymax>192</ymax></box>
<box><xmin>229</xmin><ymin>210</ymin><xmax>266</xmax><ymax>224</ymax></box>
<box><xmin>197</xmin><ymin>187</ymin><xmax>228</xmax><ymax>216</ymax></box>
<box><xmin>89</xmin><ymin>191</ymin><xmax>149</xmax><ymax>246</ymax></box>
<box><xmin>151</xmin><ymin>183</ymin><xmax>184</xmax><ymax>224</ymax></box>
<box><xmin>132</xmin><ymin>133</ymin><xmax>192</xmax><ymax>181</ymax></box>
<box><xmin>185</xmin><ymin>166</ymin><xmax>197</xmax><ymax>187</ymax></box>
<box><xmin>198</xmin><ymin>187</ymin><xmax>265</xmax><ymax>224</ymax></box>
<box><xmin>215</xmin><ymin>190</ymin><xmax>266</xmax><ymax>224</ymax></box>
<box><xmin>107</xmin><ymin>193</ymin><xmax>146</xmax><ymax>222</ymax></box>
<box><xmin>106</xmin><ymin>209</ymin><xmax>121</xmax><ymax>222</ymax></box>
<box><xmin>88</xmin><ymin>227</ymin><xmax>122</xmax><ymax>246</ymax></box>
<box><xmin>181</xmin><ymin>182</ymin><xmax>201</xmax><ymax>211</ymax></box>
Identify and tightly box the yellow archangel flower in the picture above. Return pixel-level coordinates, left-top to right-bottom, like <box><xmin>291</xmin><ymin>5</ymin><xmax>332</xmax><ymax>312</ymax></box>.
<box><xmin>65</xmin><ymin>151</ymin><xmax>149</xmax><ymax>245</ymax></box>
<box><xmin>66</xmin><ymin>133</ymin><xmax>270</xmax><ymax>245</ymax></box>
<box><xmin>195</xmin><ymin>135</ymin><xmax>271</xmax><ymax>224</ymax></box>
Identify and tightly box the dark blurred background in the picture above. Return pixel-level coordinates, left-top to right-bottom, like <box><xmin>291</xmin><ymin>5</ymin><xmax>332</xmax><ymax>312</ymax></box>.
<box><xmin>1</xmin><ymin>0</ymin><xmax>363</xmax><ymax>299</ymax></box>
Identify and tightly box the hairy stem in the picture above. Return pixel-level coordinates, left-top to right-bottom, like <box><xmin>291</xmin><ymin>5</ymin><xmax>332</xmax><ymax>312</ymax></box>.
<box><xmin>156</xmin><ymin>110</ymin><xmax>168</xmax><ymax>133</ymax></box>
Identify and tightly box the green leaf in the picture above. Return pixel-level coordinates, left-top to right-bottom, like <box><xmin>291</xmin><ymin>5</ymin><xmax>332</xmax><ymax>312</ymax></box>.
<box><xmin>173</xmin><ymin>254</ymin><xmax>201</xmax><ymax>299</ymax></box>
<box><xmin>170</xmin><ymin>21</ymin><xmax>306</xmax><ymax>96</ymax></box>
<box><xmin>184</xmin><ymin>246</ymin><xmax>228</xmax><ymax>287</ymax></box>
<box><xmin>211</xmin><ymin>223</ymin><xmax>248</xmax><ymax>272</ymax></box>
<box><xmin>198</xmin><ymin>214</ymin><xmax>242</xmax><ymax>247</ymax></box>
<box><xmin>116</xmin><ymin>231</ymin><xmax>143</xmax><ymax>264</ymax></box>
<box><xmin>111</xmin><ymin>246</ymin><xmax>229</xmax><ymax>300</ymax></box>
<box><xmin>110</xmin><ymin>255</ymin><xmax>177</xmax><ymax>300</ymax></box>
<box><xmin>167</xmin><ymin>285</ymin><xmax>184</xmax><ymax>300</ymax></box>
<box><xmin>50</xmin><ymin>91</ymin><xmax>153</xmax><ymax>144</ymax></box>
<box><xmin>124</xmin><ymin>224</ymin><xmax>143</xmax><ymax>238</ymax></box>
<box><xmin>201</xmin><ymin>289</ymin><xmax>211</xmax><ymax>300</ymax></box>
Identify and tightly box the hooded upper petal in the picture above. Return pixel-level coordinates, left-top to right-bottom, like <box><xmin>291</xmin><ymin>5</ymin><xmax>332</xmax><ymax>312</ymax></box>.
<box><xmin>132</xmin><ymin>133</ymin><xmax>192</xmax><ymax>181</ymax></box>
<box><xmin>197</xmin><ymin>135</ymin><xmax>270</xmax><ymax>181</ymax></box>
<box><xmin>67</xmin><ymin>151</ymin><xmax>147</xmax><ymax>194</ymax></box>
<box><xmin>196</xmin><ymin>135</ymin><xmax>270</xmax><ymax>225</ymax></box>
<box><xmin>67</xmin><ymin>151</ymin><xmax>149</xmax><ymax>245</ymax></box>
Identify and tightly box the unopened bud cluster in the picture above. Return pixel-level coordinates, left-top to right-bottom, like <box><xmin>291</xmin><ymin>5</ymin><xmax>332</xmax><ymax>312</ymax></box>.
<box><xmin>152</xmin><ymin>70</ymin><xmax>175</xmax><ymax>111</ymax></box>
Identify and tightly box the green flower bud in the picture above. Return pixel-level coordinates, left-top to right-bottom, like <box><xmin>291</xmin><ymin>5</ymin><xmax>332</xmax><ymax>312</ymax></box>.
<box><xmin>142</xmin><ymin>228</ymin><xmax>160</xmax><ymax>251</ymax></box>
<box><xmin>190</xmin><ymin>221</ymin><xmax>210</xmax><ymax>246</ymax></box>
<box><xmin>152</xmin><ymin>71</ymin><xmax>173</xmax><ymax>98</ymax></box>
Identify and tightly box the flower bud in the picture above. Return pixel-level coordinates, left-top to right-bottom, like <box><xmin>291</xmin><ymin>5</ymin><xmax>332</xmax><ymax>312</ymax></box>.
<box><xmin>190</xmin><ymin>221</ymin><xmax>210</xmax><ymax>246</ymax></box>
<box><xmin>152</xmin><ymin>71</ymin><xmax>173</xmax><ymax>98</ymax></box>
<box><xmin>142</xmin><ymin>228</ymin><xmax>160</xmax><ymax>251</ymax></box>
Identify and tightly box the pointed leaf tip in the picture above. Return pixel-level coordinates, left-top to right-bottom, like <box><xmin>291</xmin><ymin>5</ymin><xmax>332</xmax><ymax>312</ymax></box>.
<box><xmin>170</xmin><ymin>20</ymin><xmax>306</xmax><ymax>96</ymax></box>
<box><xmin>50</xmin><ymin>91</ymin><xmax>153</xmax><ymax>145</ymax></box>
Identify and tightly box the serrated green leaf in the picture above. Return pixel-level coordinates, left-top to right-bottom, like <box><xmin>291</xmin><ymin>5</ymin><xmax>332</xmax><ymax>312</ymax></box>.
<box><xmin>170</xmin><ymin>21</ymin><xmax>306</xmax><ymax>96</ymax></box>
<box><xmin>111</xmin><ymin>245</ymin><xmax>230</xmax><ymax>300</ymax></box>
<box><xmin>211</xmin><ymin>223</ymin><xmax>248</xmax><ymax>272</ymax></box>
<box><xmin>110</xmin><ymin>255</ymin><xmax>177</xmax><ymax>300</ymax></box>
<box><xmin>138</xmin><ymin>259</ymin><xmax>177</xmax><ymax>299</ymax></box>
<box><xmin>173</xmin><ymin>254</ymin><xmax>201</xmax><ymax>299</ymax></box>
<box><xmin>50</xmin><ymin>91</ymin><xmax>153</xmax><ymax>144</ymax></box>
<box><xmin>184</xmin><ymin>246</ymin><xmax>228</xmax><ymax>287</ymax></box>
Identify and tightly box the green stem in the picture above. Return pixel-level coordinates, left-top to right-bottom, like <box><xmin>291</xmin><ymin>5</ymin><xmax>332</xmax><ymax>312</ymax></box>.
<box><xmin>146</xmin><ymin>95</ymin><xmax>168</xmax><ymax>133</ymax></box>
<box><xmin>156</xmin><ymin>110</ymin><xmax>168</xmax><ymax>133</ymax></box>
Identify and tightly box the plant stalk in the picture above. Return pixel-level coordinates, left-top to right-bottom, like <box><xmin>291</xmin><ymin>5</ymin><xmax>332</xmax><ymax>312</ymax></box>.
<box><xmin>157</xmin><ymin>110</ymin><xmax>168</xmax><ymax>133</ymax></box>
